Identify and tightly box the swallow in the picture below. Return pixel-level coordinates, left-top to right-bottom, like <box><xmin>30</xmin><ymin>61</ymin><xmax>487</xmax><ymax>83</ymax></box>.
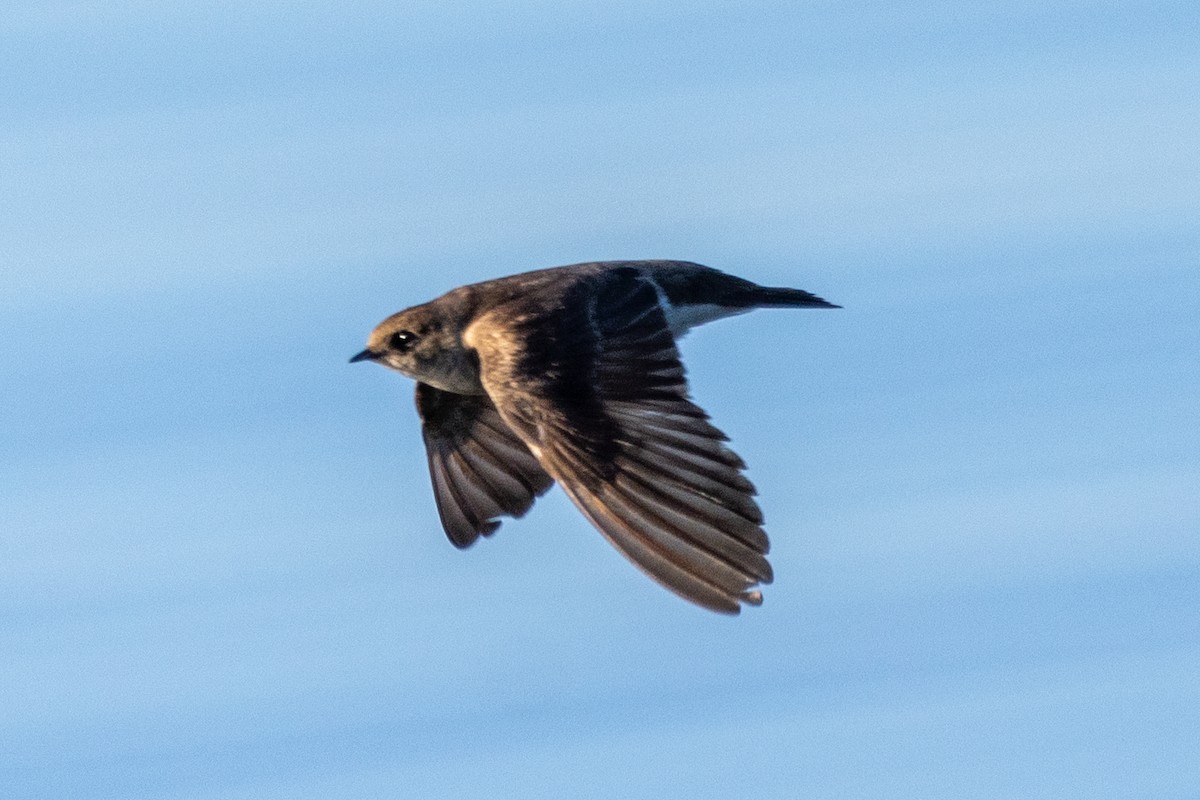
<box><xmin>351</xmin><ymin>260</ymin><xmax>837</xmax><ymax>613</ymax></box>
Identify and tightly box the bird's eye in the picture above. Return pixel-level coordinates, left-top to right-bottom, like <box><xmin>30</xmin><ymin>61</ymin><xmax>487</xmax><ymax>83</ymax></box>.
<box><xmin>388</xmin><ymin>330</ymin><xmax>417</xmax><ymax>352</ymax></box>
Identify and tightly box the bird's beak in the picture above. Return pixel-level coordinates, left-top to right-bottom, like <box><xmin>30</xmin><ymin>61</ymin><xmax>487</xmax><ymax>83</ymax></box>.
<box><xmin>349</xmin><ymin>348</ymin><xmax>381</xmax><ymax>364</ymax></box>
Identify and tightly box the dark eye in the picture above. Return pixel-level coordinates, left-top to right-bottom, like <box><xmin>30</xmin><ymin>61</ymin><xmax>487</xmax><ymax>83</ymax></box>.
<box><xmin>388</xmin><ymin>330</ymin><xmax>417</xmax><ymax>352</ymax></box>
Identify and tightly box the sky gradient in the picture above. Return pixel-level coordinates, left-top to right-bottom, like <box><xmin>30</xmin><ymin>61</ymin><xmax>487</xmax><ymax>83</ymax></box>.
<box><xmin>3</xmin><ymin>2</ymin><xmax>1199</xmax><ymax>798</ymax></box>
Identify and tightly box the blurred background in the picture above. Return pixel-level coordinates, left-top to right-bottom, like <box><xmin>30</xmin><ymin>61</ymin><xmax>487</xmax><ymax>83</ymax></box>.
<box><xmin>2</xmin><ymin>2</ymin><xmax>1198</xmax><ymax>798</ymax></box>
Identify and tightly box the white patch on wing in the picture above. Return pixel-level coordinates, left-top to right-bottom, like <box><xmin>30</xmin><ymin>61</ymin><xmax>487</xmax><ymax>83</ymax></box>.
<box><xmin>641</xmin><ymin>272</ymin><xmax>749</xmax><ymax>337</ymax></box>
<box><xmin>660</xmin><ymin>300</ymin><xmax>749</xmax><ymax>337</ymax></box>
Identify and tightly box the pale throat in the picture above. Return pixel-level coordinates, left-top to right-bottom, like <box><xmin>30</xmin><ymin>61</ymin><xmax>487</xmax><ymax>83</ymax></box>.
<box><xmin>410</xmin><ymin>347</ymin><xmax>486</xmax><ymax>395</ymax></box>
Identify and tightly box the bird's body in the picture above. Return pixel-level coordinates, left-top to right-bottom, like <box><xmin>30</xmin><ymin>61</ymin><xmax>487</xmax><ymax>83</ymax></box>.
<box><xmin>352</xmin><ymin>260</ymin><xmax>837</xmax><ymax>614</ymax></box>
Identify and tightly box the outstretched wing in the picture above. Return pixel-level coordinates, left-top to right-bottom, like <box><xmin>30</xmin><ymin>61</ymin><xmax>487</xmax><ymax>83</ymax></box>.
<box><xmin>415</xmin><ymin>382</ymin><xmax>554</xmax><ymax>548</ymax></box>
<box><xmin>465</xmin><ymin>266</ymin><xmax>772</xmax><ymax>614</ymax></box>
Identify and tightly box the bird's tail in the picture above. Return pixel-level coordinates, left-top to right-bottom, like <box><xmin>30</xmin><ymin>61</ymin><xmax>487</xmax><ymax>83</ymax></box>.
<box><xmin>747</xmin><ymin>286</ymin><xmax>841</xmax><ymax>309</ymax></box>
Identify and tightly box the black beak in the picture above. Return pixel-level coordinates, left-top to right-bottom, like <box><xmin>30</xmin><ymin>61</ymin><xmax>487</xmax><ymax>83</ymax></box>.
<box><xmin>349</xmin><ymin>348</ymin><xmax>380</xmax><ymax>364</ymax></box>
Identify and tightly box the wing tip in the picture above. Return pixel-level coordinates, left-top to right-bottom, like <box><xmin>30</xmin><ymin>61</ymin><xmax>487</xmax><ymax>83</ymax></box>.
<box><xmin>702</xmin><ymin>587</ymin><xmax>763</xmax><ymax>615</ymax></box>
<box><xmin>740</xmin><ymin>589</ymin><xmax>763</xmax><ymax>607</ymax></box>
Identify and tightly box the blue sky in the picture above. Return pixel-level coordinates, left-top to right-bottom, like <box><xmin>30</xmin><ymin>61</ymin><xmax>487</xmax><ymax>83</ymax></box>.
<box><xmin>3</xmin><ymin>2</ymin><xmax>1198</xmax><ymax>798</ymax></box>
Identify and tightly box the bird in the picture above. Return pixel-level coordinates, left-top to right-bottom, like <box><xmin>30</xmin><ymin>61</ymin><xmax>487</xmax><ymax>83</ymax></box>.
<box><xmin>350</xmin><ymin>260</ymin><xmax>838</xmax><ymax>614</ymax></box>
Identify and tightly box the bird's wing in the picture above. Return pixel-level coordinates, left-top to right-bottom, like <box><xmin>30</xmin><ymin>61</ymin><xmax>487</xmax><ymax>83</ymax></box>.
<box><xmin>415</xmin><ymin>382</ymin><xmax>554</xmax><ymax>548</ymax></box>
<box><xmin>465</xmin><ymin>266</ymin><xmax>772</xmax><ymax>614</ymax></box>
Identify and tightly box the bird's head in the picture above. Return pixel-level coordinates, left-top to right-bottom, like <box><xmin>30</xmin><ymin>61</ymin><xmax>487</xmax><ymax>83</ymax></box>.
<box><xmin>350</xmin><ymin>302</ymin><xmax>482</xmax><ymax>394</ymax></box>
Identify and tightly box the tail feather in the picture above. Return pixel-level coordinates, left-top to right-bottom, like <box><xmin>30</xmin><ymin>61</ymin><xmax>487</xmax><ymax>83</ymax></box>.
<box><xmin>647</xmin><ymin>261</ymin><xmax>840</xmax><ymax>310</ymax></box>
<box><xmin>748</xmin><ymin>286</ymin><xmax>840</xmax><ymax>309</ymax></box>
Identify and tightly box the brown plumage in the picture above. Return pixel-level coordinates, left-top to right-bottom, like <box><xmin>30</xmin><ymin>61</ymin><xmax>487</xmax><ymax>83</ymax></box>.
<box><xmin>351</xmin><ymin>260</ymin><xmax>837</xmax><ymax>614</ymax></box>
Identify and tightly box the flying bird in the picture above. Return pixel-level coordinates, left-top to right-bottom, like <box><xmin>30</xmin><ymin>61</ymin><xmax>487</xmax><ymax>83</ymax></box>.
<box><xmin>351</xmin><ymin>260</ymin><xmax>838</xmax><ymax>613</ymax></box>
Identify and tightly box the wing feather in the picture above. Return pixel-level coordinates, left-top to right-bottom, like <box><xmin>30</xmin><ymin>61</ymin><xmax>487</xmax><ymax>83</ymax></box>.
<box><xmin>468</xmin><ymin>266</ymin><xmax>774</xmax><ymax>613</ymax></box>
<box><xmin>415</xmin><ymin>383</ymin><xmax>554</xmax><ymax>548</ymax></box>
